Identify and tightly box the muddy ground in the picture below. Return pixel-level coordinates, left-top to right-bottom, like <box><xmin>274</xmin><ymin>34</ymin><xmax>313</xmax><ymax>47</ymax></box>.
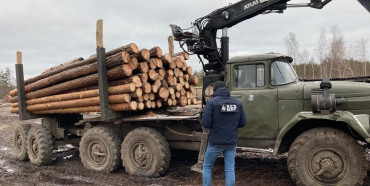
<box><xmin>0</xmin><ymin>100</ymin><xmax>369</xmax><ymax>186</ymax></box>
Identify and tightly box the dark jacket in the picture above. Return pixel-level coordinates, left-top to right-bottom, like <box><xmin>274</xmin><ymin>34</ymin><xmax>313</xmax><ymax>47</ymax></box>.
<box><xmin>202</xmin><ymin>88</ymin><xmax>247</xmax><ymax>148</ymax></box>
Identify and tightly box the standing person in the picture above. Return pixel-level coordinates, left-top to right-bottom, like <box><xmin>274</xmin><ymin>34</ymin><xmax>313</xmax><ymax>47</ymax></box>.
<box><xmin>202</xmin><ymin>81</ymin><xmax>247</xmax><ymax>186</ymax></box>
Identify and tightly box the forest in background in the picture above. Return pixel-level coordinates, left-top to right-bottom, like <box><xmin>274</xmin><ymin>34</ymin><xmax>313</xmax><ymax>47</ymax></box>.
<box><xmin>285</xmin><ymin>26</ymin><xmax>368</xmax><ymax>80</ymax></box>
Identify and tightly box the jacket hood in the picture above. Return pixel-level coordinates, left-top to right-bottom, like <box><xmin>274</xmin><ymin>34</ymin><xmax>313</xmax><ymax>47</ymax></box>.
<box><xmin>214</xmin><ymin>88</ymin><xmax>230</xmax><ymax>97</ymax></box>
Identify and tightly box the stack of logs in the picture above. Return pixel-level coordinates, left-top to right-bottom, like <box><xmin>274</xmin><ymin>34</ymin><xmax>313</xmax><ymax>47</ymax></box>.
<box><xmin>8</xmin><ymin>43</ymin><xmax>199</xmax><ymax>114</ymax></box>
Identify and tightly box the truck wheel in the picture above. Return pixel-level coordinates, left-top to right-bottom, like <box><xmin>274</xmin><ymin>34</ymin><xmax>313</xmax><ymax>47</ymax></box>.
<box><xmin>13</xmin><ymin>123</ymin><xmax>32</xmax><ymax>160</ymax></box>
<box><xmin>27</xmin><ymin>125</ymin><xmax>53</xmax><ymax>166</ymax></box>
<box><xmin>287</xmin><ymin>127</ymin><xmax>367</xmax><ymax>186</ymax></box>
<box><xmin>121</xmin><ymin>127</ymin><xmax>170</xmax><ymax>177</ymax></box>
<box><xmin>79</xmin><ymin>126</ymin><xmax>120</xmax><ymax>173</ymax></box>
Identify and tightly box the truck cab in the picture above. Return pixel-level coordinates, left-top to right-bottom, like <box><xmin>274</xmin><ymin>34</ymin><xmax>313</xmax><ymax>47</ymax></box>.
<box><xmin>222</xmin><ymin>53</ymin><xmax>370</xmax><ymax>185</ymax></box>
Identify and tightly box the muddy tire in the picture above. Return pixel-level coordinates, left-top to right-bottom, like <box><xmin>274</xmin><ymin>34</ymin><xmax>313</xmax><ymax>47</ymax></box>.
<box><xmin>27</xmin><ymin>125</ymin><xmax>53</xmax><ymax>166</ymax></box>
<box><xmin>287</xmin><ymin>127</ymin><xmax>367</xmax><ymax>186</ymax></box>
<box><xmin>13</xmin><ymin>123</ymin><xmax>32</xmax><ymax>160</ymax></box>
<box><xmin>121</xmin><ymin>127</ymin><xmax>170</xmax><ymax>177</ymax></box>
<box><xmin>79</xmin><ymin>126</ymin><xmax>121</xmax><ymax>173</ymax></box>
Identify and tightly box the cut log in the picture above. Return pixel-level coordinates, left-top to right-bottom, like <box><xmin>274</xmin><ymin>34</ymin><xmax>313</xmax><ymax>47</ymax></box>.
<box><xmin>189</xmin><ymin>85</ymin><xmax>196</xmax><ymax>93</ymax></box>
<box><xmin>178</xmin><ymin>70</ymin><xmax>184</xmax><ymax>77</ymax></box>
<box><xmin>142</xmin><ymin>82</ymin><xmax>152</xmax><ymax>94</ymax></box>
<box><xmin>24</xmin><ymin>93</ymin><xmax>130</xmax><ymax>112</ymax></box>
<box><xmin>175</xmin><ymin>84</ymin><xmax>182</xmax><ymax>91</ymax></box>
<box><xmin>170</xmin><ymin>94</ymin><xmax>175</xmax><ymax>100</ymax></box>
<box><xmin>148</xmin><ymin>69</ymin><xmax>159</xmax><ymax>81</ymax></box>
<box><xmin>156</xmin><ymin>58</ymin><xmax>163</xmax><ymax>69</ymax></box>
<box><xmin>184</xmin><ymin>82</ymin><xmax>190</xmax><ymax>89</ymax></box>
<box><xmin>192</xmin><ymin>98</ymin><xmax>198</xmax><ymax>105</ymax></box>
<box><xmin>174</xmin><ymin>68</ymin><xmax>180</xmax><ymax>77</ymax></box>
<box><xmin>107</xmin><ymin>64</ymin><xmax>133</xmax><ymax>80</ymax></box>
<box><xmin>144</xmin><ymin>100</ymin><xmax>152</xmax><ymax>108</ymax></box>
<box><xmin>155</xmin><ymin>100</ymin><xmax>162</xmax><ymax>108</ymax></box>
<box><xmin>158</xmin><ymin>87</ymin><xmax>169</xmax><ymax>99</ymax></box>
<box><xmin>166</xmin><ymin>69</ymin><xmax>174</xmax><ymax>76</ymax></box>
<box><xmin>110</xmin><ymin>101</ymin><xmax>138</xmax><ymax>111</ymax></box>
<box><xmin>187</xmin><ymin>99</ymin><xmax>191</xmax><ymax>106</ymax></box>
<box><xmin>143</xmin><ymin>94</ymin><xmax>149</xmax><ymax>101</ymax></box>
<box><xmin>161</xmin><ymin>79</ymin><xmax>169</xmax><ymax>88</ymax></box>
<box><xmin>181</xmin><ymin>62</ymin><xmax>187</xmax><ymax>71</ymax></box>
<box><xmin>13</xmin><ymin>101</ymin><xmax>138</xmax><ymax>114</ymax></box>
<box><xmin>128</xmin><ymin>57</ymin><xmax>138</xmax><ymax>70</ymax></box>
<box><xmin>168</xmin><ymin>87</ymin><xmax>175</xmax><ymax>95</ymax></box>
<box><xmin>189</xmin><ymin>75</ymin><xmax>199</xmax><ymax>85</ymax></box>
<box><xmin>137</xmin><ymin>62</ymin><xmax>149</xmax><ymax>73</ymax></box>
<box><xmin>148</xmin><ymin>58</ymin><xmax>157</xmax><ymax>69</ymax></box>
<box><xmin>9</xmin><ymin>51</ymin><xmax>132</xmax><ymax>96</ymax></box>
<box><xmin>149</xmin><ymin>46</ymin><xmax>162</xmax><ymax>58</ymax></box>
<box><xmin>109</xmin><ymin>75</ymin><xmax>142</xmax><ymax>88</ymax></box>
<box><xmin>164</xmin><ymin>98</ymin><xmax>172</xmax><ymax>106</ymax></box>
<box><xmin>178</xmin><ymin>76</ymin><xmax>185</xmax><ymax>86</ymax></box>
<box><xmin>136</xmin><ymin>97</ymin><xmax>144</xmax><ymax>103</ymax></box>
<box><xmin>151</xmin><ymin>101</ymin><xmax>155</xmax><ymax>108</ymax></box>
<box><xmin>157</xmin><ymin>68</ymin><xmax>166</xmax><ymax>81</ymax></box>
<box><xmin>4</xmin><ymin>95</ymin><xmax>11</xmax><ymax>102</ymax></box>
<box><xmin>24</xmin><ymin>44</ymin><xmax>138</xmax><ymax>85</ymax></box>
<box><xmin>12</xmin><ymin>84</ymin><xmax>135</xmax><ymax>106</ymax></box>
<box><xmin>184</xmin><ymin>74</ymin><xmax>190</xmax><ymax>81</ymax></box>
<box><xmin>173</xmin><ymin>55</ymin><xmax>185</xmax><ymax>63</ymax></box>
<box><xmin>161</xmin><ymin>54</ymin><xmax>173</xmax><ymax>67</ymax></box>
<box><xmin>137</xmin><ymin>73</ymin><xmax>148</xmax><ymax>84</ymax></box>
<box><xmin>15</xmin><ymin>64</ymin><xmax>132</xmax><ymax>100</ymax></box>
<box><xmin>151</xmin><ymin>85</ymin><xmax>158</xmax><ymax>93</ymax></box>
<box><xmin>174</xmin><ymin>57</ymin><xmax>184</xmax><ymax>69</ymax></box>
<box><xmin>43</xmin><ymin>57</ymin><xmax>84</xmax><ymax>74</ymax></box>
<box><xmin>172</xmin><ymin>98</ymin><xmax>177</xmax><ymax>106</ymax></box>
<box><xmin>172</xmin><ymin>52</ymin><xmax>190</xmax><ymax>60</ymax></box>
<box><xmin>166</xmin><ymin>75</ymin><xmax>176</xmax><ymax>87</ymax></box>
<box><xmin>179</xmin><ymin>96</ymin><xmax>188</xmax><ymax>107</ymax></box>
<box><xmin>154</xmin><ymin>79</ymin><xmax>161</xmax><ymax>89</ymax></box>
<box><xmin>149</xmin><ymin>93</ymin><xmax>155</xmax><ymax>101</ymax></box>
<box><xmin>133</xmin><ymin>49</ymin><xmax>150</xmax><ymax>61</ymax></box>
<box><xmin>130</xmin><ymin>88</ymin><xmax>143</xmax><ymax>98</ymax></box>
<box><xmin>180</xmin><ymin>88</ymin><xmax>186</xmax><ymax>96</ymax></box>
<box><xmin>175</xmin><ymin>91</ymin><xmax>181</xmax><ymax>99</ymax></box>
<box><xmin>138</xmin><ymin>102</ymin><xmax>144</xmax><ymax>110</ymax></box>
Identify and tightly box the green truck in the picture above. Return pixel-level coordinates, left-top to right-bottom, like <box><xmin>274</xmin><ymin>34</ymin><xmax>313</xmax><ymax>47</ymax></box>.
<box><xmin>13</xmin><ymin>53</ymin><xmax>370</xmax><ymax>186</ymax></box>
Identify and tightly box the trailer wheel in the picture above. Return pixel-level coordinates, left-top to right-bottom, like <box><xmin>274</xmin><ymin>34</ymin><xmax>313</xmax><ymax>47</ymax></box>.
<box><xmin>27</xmin><ymin>125</ymin><xmax>53</xmax><ymax>166</ymax></box>
<box><xmin>79</xmin><ymin>126</ymin><xmax>121</xmax><ymax>173</ymax></box>
<box><xmin>13</xmin><ymin>123</ymin><xmax>32</xmax><ymax>160</ymax></box>
<box><xmin>121</xmin><ymin>127</ymin><xmax>170</xmax><ymax>177</ymax></box>
<box><xmin>287</xmin><ymin>127</ymin><xmax>367</xmax><ymax>186</ymax></box>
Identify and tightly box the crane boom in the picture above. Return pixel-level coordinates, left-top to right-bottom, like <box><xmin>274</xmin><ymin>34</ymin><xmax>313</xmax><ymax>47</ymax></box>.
<box><xmin>171</xmin><ymin>0</ymin><xmax>369</xmax><ymax>74</ymax></box>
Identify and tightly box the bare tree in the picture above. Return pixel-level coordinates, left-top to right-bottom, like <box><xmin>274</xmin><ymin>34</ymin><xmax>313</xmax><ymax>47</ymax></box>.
<box><xmin>284</xmin><ymin>32</ymin><xmax>300</xmax><ymax>68</ymax></box>
<box><xmin>315</xmin><ymin>28</ymin><xmax>328</xmax><ymax>78</ymax></box>
<box><xmin>357</xmin><ymin>39</ymin><xmax>368</xmax><ymax>76</ymax></box>
<box><xmin>328</xmin><ymin>26</ymin><xmax>348</xmax><ymax>78</ymax></box>
<box><xmin>300</xmin><ymin>49</ymin><xmax>310</xmax><ymax>79</ymax></box>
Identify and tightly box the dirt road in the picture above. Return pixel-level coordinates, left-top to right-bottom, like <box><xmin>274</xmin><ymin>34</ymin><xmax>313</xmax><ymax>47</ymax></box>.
<box><xmin>0</xmin><ymin>100</ymin><xmax>369</xmax><ymax>186</ymax></box>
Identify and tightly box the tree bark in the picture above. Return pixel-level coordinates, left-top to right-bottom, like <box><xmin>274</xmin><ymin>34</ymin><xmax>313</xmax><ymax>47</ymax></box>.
<box><xmin>149</xmin><ymin>46</ymin><xmax>162</xmax><ymax>58</ymax></box>
<box><xmin>189</xmin><ymin>75</ymin><xmax>199</xmax><ymax>85</ymax></box>
<box><xmin>133</xmin><ymin>49</ymin><xmax>150</xmax><ymax>61</ymax></box>
<box><xmin>24</xmin><ymin>44</ymin><xmax>138</xmax><ymax>85</ymax></box>
<box><xmin>43</xmin><ymin>57</ymin><xmax>84</xmax><ymax>74</ymax></box>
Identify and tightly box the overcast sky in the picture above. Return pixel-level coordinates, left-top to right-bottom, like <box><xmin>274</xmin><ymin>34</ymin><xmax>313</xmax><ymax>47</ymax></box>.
<box><xmin>0</xmin><ymin>0</ymin><xmax>369</xmax><ymax>79</ymax></box>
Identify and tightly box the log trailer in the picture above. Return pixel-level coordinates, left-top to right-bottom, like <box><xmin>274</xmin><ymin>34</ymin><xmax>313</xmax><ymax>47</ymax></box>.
<box><xmin>12</xmin><ymin>0</ymin><xmax>370</xmax><ymax>185</ymax></box>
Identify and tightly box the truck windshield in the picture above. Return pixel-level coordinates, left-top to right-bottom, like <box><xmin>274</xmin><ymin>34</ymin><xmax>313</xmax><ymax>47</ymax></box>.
<box><xmin>271</xmin><ymin>61</ymin><xmax>298</xmax><ymax>85</ymax></box>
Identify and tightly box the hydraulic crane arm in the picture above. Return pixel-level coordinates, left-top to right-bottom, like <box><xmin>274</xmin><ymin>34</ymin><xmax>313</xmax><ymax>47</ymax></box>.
<box><xmin>171</xmin><ymin>0</ymin><xmax>369</xmax><ymax>74</ymax></box>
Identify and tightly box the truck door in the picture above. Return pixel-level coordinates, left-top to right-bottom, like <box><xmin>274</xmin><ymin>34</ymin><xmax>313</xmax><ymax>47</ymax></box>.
<box><xmin>229</xmin><ymin>62</ymin><xmax>278</xmax><ymax>148</ymax></box>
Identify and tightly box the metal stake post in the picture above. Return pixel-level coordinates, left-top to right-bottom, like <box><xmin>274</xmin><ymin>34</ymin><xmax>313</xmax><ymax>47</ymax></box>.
<box><xmin>15</xmin><ymin>51</ymin><xmax>35</xmax><ymax>120</ymax></box>
<box><xmin>96</xmin><ymin>19</ymin><xmax>121</xmax><ymax>120</ymax></box>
